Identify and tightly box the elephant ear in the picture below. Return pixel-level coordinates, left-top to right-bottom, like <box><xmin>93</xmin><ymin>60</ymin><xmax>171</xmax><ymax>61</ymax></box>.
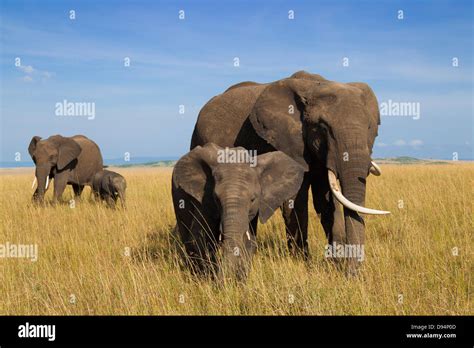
<box><xmin>256</xmin><ymin>151</ymin><xmax>306</xmax><ymax>223</ymax></box>
<box><xmin>172</xmin><ymin>143</ymin><xmax>220</xmax><ymax>204</ymax></box>
<box><xmin>347</xmin><ymin>82</ymin><xmax>380</xmax><ymax>151</ymax></box>
<box><xmin>28</xmin><ymin>136</ymin><xmax>42</xmax><ymax>157</ymax></box>
<box><xmin>57</xmin><ymin>138</ymin><xmax>82</xmax><ymax>170</ymax></box>
<box><xmin>249</xmin><ymin>79</ymin><xmax>315</xmax><ymax>170</ymax></box>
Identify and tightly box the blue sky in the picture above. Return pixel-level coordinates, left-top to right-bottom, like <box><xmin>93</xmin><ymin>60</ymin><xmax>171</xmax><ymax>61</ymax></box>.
<box><xmin>1</xmin><ymin>0</ymin><xmax>472</xmax><ymax>163</ymax></box>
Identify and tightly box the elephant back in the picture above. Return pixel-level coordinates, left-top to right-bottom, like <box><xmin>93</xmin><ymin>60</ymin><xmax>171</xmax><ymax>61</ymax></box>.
<box><xmin>190</xmin><ymin>83</ymin><xmax>268</xmax><ymax>149</ymax></box>
<box><xmin>71</xmin><ymin>135</ymin><xmax>104</xmax><ymax>183</ymax></box>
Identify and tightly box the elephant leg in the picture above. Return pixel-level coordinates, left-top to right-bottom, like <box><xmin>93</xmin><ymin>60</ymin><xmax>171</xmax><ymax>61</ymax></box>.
<box><xmin>176</xmin><ymin>202</ymin><xmax>218</xmax><ymax>275</ymax></box>
<box><xmin>310</xmin><ymin>169</ymin><xmax>346</xmax><ymax>247</ymax></box>
<box><xmin>105</xmin><ymin>195</ymin><xmax>116</xmax><ymax>208</ymax></box>
<box><xmin>72</xmin><ymin>184</ymin><xmax>84</xmax><ymax>200</ymax></box>
<box><xmin>281</xmin><ymin>172</ymin><xmax>310</xmax><ymax>259</ymax></box>
<box><xmin>92</xmin><ymin>190</ymin><xmax>100</xmax><ymax>201</ymax></box>
<box><xmin>52</xmin><ymin>175</ymin><xmax>68</xmax><ymax>203</ymax></box>
<box><xmin>186</xmin><ymin>218</ymin><xmax>218</xmax><ymax>275</ymax></box>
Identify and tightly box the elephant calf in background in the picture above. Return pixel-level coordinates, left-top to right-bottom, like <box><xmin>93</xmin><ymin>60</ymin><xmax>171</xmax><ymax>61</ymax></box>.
<box><xmin>172</xmin><ymin>143</ymin><xmax>305</xmax><ymax>281</ymax></box>
<box><xmin>29</xmin><ymin>134</ymin><xmax>104</xmax><ymax>203</ymax></box>
<box><xmin>92</xmin><ymin>170</ymin><xmax>127</xmax><ymax>208</ymax></box>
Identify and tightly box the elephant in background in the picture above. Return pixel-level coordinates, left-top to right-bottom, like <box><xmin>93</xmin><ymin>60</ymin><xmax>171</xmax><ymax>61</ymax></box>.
<box><xmin>92</xmin><ymin>170</ymin><xmax>127</xmax><ymax>208</ymax></box>
<box><xmin>28</xmin><ymin>135</ymin><xmax>104</xmax><ymax>203</ymax></box>
<box><xmin>190</xmin><ymin>71</ymin><xmax>389</xmax><ymax>275</ymax></box>
<box><xmin>172</xmin><ymin>143</ymin><xmax>305</xmax><ymax>280</ymax></box>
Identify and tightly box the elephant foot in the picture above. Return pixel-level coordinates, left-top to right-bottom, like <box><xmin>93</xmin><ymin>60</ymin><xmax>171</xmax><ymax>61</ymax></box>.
<box><xmin>287</xmin><ymin>240</ymin><xmax>310</xmax><ymax>261</ymax></box>
<box><xmin>346</xmin><ymin>258</ymin><xmax>363</xmax><ymax>278</ymax></box>
<box><xmin>289</xmin><ymin>248</ymin><xmax>310</xmax><ymax>262</ymax></box>
<box><xmin>324</xmin><ymin>254</ymin><xmax>343</xmax><ymax>268</ymax></box>
<box><xmin>217</xmin><ymin>270</ymin><xmax>248</xmax><ymax>287</ymax></box>
<box><xmin>31</xmin><ymin>199</ymin><xmax>46</xmax><ymax>207</ymax></box>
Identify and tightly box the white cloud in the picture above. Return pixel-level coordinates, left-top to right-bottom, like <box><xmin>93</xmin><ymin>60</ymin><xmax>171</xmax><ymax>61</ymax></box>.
<box><xmin>376</xmin><ymin>142</ymin><xmax>388</xmax><ymax>147</ymax></box>
<box><xmin>389</xmin><ymin>139</ymin><xmax>423</xmax><ymax>147</ymax></box>
<box><xmin>394</xmin><ymin>139</ymin><xmax>406</xmax><ymax>146</ymax></box>
<box><xmin>16</xmin><ymin>64</ymin><xmax>52</xmax><ymax>82</ymax></box>
<box><xmin>410</xmin><ymin>139</ymin><xmax>423</xmax><ymax>147</ymax></box>
<box><xmin>18</xmin><ymin>65</ymin><xmax>34</xmax><ymax>74</ymax></box>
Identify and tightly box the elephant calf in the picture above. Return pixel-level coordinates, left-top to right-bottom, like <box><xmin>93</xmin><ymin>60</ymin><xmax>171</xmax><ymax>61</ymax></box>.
<box><xmin>172</xmin><ymin>143</ymin><xmax>305</xmax><ymax>280</ymax></box>
<box><xmin>92</xmin><ymin>170</ymin><xmax>127</xmax><ymax>208</ymax></box>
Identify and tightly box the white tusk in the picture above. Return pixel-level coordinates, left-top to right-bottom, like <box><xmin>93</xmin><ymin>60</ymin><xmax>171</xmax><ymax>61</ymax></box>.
<box><xmin>370</xmin><ymin>160</ymin><xmax>382</xmax><ymax>176</ymax></box>
<box><xmin>328</xmin><ymin>170</ymin><xmax>390</xmax><ymax>215</ymax></box>
<box><xmin>246</xmin><ymin>230</ymin><xmax>251</xmax><ymax>241</ymax></box>
<box><xmin>31</xmin><ymin>177</ymin><xmax>37</xmax><ymax>189</ymax></box>
<box><xmin>45</xmin><ymin>176</ymin><xmax>49</xmax><ymax>190</ymax></box>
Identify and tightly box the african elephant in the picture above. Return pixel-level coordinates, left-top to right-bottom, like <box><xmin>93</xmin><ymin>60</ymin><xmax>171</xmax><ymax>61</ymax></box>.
<box><xmin>172</xmin><ymin>143</ymin><xmax>305</xmax><ymax>280</ymax></box>
<box><xmin>190</xmin><ymin>71</ymin><xmax>389</xmax><ymax>274</ymax></box>
<box><xmin>28</xmin><ymin>135</ymin><xmax>104</xmax><ymax>203</ymax></box>
<box><xmin>92</xmin><ymin>170</ymin><xmax>127</xmax><ymax>208</ymax></box>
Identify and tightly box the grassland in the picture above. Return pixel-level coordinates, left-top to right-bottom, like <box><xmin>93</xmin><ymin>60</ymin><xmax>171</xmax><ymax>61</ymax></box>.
<box><xmin>0</xmin><ymin>164</ymin><xmax>472</xmax><ymax>315</ymax></box>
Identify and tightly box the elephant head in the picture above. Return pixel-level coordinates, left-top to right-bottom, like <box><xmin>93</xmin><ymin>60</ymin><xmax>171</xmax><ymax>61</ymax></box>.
<box><xmin>28</xmin><ymin>135</ymin><xmax>82</xmax><ymax>202</ymax></box>
<box><xmin>105</xmin><ymin>171</ymin><xmax>127</xmax><ymax>207</ymax></box>
<box><xmin>173</xmin><ymin>143</ymin><xmax>305</xmax><ymax>279</ymax></box>
<box><xmin>112</xmin><ymin>175</ymin><xmax>127</xmax><ymax>206</ymax></box>
<box><xmin>249</xmin><ymin>74</ymin><xmax>389</xmax><ymax>270</ymax></box>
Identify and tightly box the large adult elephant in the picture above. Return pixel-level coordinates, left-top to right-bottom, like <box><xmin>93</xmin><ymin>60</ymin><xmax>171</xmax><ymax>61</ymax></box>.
<box><xmin>191</xmin><ymin>71</ymin><xmax>389</xmax><ymax>274</ymax></box>
<box><xmin>28</xmin><ymin>134</ymin><xmax>104</xmax><ymax>203</ymax></box>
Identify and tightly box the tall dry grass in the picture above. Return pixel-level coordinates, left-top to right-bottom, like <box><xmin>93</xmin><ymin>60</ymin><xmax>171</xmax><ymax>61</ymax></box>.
<box><xmin>0</xmin><ymin>164</ymin><xmax>472</xmax><ymax>315</ymax></box>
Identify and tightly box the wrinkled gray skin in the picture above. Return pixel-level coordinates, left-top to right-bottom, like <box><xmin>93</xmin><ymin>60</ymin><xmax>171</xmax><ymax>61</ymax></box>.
<box><xmin>191</xmin><ymin>71</ymin><xmax>381</xmax><ymax>274</ymax></box>
<box><xmin>29</xmin><ymin>135</ymin><xmax>104</xmax><ymax>203</ymax></box>
<box><xmin>172</xmin><ymin>143</ymin><xmax>305</xmax><ymax>280</ymax></box>
<box><xmin>92</xmin><ymin>170</ymin><xmax>127</xmax><ymax>208</ymax></box>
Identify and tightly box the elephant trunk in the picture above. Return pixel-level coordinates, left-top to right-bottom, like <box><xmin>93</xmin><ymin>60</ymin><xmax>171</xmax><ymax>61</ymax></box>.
<box><xmin>32</xmin><ymin>165</ymin><xmax>51</xmax><ymax>202</ymax></box>
<box><xmin>119</xmin><ymin>189</ymin><xmax>126</xmax><ymax>206</ymax></box>
<box><xmin>337</xmin><ymin>148</ymin><xmax>369</xmax><ymax>275</ymax></box>
<box><xmin>111</xmin><ymin>177</ymin><xmax>126</xmax><ymax>207</ymax></box>
<box><xmin>220</xmin><ymin>196</ymin><xmax>252</xmax><ymax>281</ymax></box>
<box><xmin>117</xmin><ymin>186</ymin><xmax>126</xmax><ymax>207</ymax></box>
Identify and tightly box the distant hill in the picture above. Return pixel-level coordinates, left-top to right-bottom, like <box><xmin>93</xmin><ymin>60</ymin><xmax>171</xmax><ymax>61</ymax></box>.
<box><xmin>115</xmin><ymin>160</ymin><xmax>176</xmax><ymax>168</ymax></box>
<box><xmin>115</xmin><ymin>156</ymin><xmax>456</xmax><ymax>168</ymax></box>
<box><xmin>0</xmin><ymin>157</ymin><xmax>179</xmax><ymax>168</ymax></box>
<box><xmin>104</xmin><ymin>156</ymin><xmax>178</xmax><ymax>166</ymax></box>
<box><xmin>373</xmin><ymin>156</ymin><xmax>452</xmax><ymax>165</ymax></box>
<box><xmin>0</xmin><ymin>156</ymin><xmax>465</xmax><ymax>168</ymax></box>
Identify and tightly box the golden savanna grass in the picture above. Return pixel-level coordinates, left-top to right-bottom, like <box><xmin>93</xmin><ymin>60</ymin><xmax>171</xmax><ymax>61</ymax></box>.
<box><xmin>0</xmin><ymin>164</ymin><xmax>472</xmax><ymax>315</ymax></box>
